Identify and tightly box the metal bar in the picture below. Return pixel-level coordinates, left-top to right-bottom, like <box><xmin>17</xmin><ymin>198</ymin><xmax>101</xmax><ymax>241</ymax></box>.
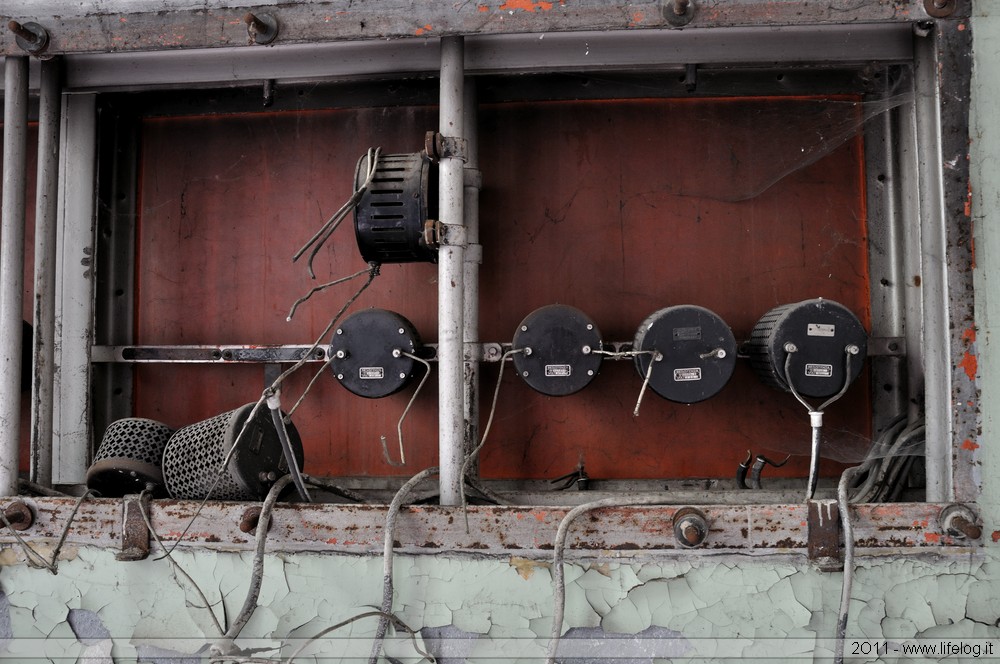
<box><xmin>52</xmin><ymin>93</ymin><xmax>98</xmax><ymax>486</ymax></box>
<box><xmin>49</xmin><ymin>25</ymin><xmax>915</xmax><ymax>93</ymax></box>
<box><xmin>463</xmin><ymin>78</ymin><xmax>482</xmax><ymax>473</ymax></box>
<box><xmin>0</xmin><ymin>56</ymin><xmax>29</xmax><ymax>497</ymax></box>
<box><xmin>0</xmin><ymin>1</ymin><xmax>940</xmax><ymax>57</ymax></box>
<box><xmin>29</xmin><ymin>57</ymin><xmax>62</xmax><ymax>488</ymax></box>
<box><xmin>438</xmin><ymin>36</ymin><xmax>466</xmax><ymax>506</ymax></box>
<box><xmin>865</xmin><ymin>74</ymin><xmax>907</xmax><ymax>433</ymax></box>
<box><xmin>935</xmin><ymin>22</ymin><xmax>977</xmax><ymax>502</ymax></box>
<box><xmin>0</xmin><ymin>497</ymin><xmax>976</xmax><ymax>558</ymax></box>
<box><xmin>913</xmin><ymin>29</ymin><xmax>952</xmax><ymax>502</ymax></box>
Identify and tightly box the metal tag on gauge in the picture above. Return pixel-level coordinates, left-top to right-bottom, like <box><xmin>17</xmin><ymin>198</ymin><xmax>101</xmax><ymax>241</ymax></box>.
<box><xmin>545</xmin><ymin>364</ymin><xmax>572</xmax><ymax>377</ymax></box>
<box><xmin>360</xmin><ymin>367</ymin><xmax>385</xmax><ymax>380</ymax></box>
<box><xmin>674</xmin><ymin>367</ymin><xmax>702</xmax><ymax>382</ymax></box>
<box><xmin>805</xmin><ymin>363</ymin><xmax>833</xmax><ymax>378</ymax></box>
<box><xmin>807</xmin><ymin>323</ymin><xmax>836</xmax><ymax>337</ymax></box>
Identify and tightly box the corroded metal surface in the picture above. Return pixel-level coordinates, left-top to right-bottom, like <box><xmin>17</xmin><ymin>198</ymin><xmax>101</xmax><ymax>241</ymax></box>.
<box><xmin>0</xmin><ymin>498</ymin><xmax>979</xmax><ymax>560</ymax></box>
<box><xmin>0</xmin><ymin>1</ymin><xmax>949</xmax><ymax>57</ymax></box>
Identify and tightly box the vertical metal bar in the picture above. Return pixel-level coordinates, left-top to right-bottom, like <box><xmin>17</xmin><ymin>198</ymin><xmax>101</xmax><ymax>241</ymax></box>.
<box><xmin>438</xmin><ymin>36</ymin><xmax>466</xmax><ymax>506</ymax></box>
<box><xmin>30</xmin><ymin>57</ymin><xmax>63</xmax><ymax>487</ymax></box>
<box><xmin>462</xmin><ymin>78</ymin><xmax>482</xmax><ymax>474</ymax></box>
<box><xmin>0</xmin><ymin>56</ymin><xmax>30</xmax><ymax>496</ymax></box>
<box><xmin>53</xmin><ymin>93</ymin><xmax>99</xmax><ymax>486</ymax></box>
<box><xmin>913</xmin><ymin>31</ymin><xmax>952</xmax><ymax>502</ymax></box>
<box><xmin>865</xmin><ymin>74</ymin><xmax>907</xmax><ymax>434</ymax></box>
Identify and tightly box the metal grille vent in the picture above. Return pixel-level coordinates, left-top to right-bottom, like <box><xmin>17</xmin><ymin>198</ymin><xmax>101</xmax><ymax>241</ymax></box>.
<box><xmin>162</xmin><ymin>403</ymin><xmax>304</xmax><ymax>501</ymax></box>
<box><xmin>86</xmin><ymin>418</ymin><xmax>174</xmax><ymax>497</ymax></box>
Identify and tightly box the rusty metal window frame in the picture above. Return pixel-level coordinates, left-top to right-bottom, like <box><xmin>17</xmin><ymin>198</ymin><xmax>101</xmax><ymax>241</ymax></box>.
<box><xmin>1</xmin><ymin>3</ymin><xmax>980</xmax><ymax>559</ymax></box>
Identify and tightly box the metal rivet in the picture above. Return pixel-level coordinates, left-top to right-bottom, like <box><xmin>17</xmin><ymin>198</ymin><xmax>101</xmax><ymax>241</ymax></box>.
<box><xmin>521</xmin><ymin>325</ymin><xmax>528</xmax><ymax>332</ymax></box>
<box><xmin>587</xmin><ymin>370</ymin><xmax>594</xmax><ymax>376</ymax></box>
<box><xmin>522</xmin><ymin>371</ymin><xmax>529</xmax><ymax>377</ymax></box>
<box><xmin>335</xmin><ymin>350</ymin><xmax>346</xmax><ymax>359</ymax></box>
<box><xmin>586</xmin><ymin>324</ymin><xmax>594</xmax><ymax>330</ymax></box>
<box><xmin>582</xmin><ymin>345</ymin><xmax>591</xmax><ymax>355</ymax></box>
<box><xmin>846</xmin><ymin>345</ymin><xmax>860</xmax><ymax>356</ymax></box>
<box><xmin>336</xmin><ymin>328</ymin><xmax>344</xmax><ymax>335</ymax></box>
<box><xmin>398</xmin><ymin>328</ymin><xmax>405</xmax><ymax>334</ymax></box>
<box><xmin>399</xmin><ymin>373</ymin><xmax>406</xmax><ymax>379</ymax></box>
<box><xmin>336</xmin><ymin>374</ymin><xmax>344</xmax><ymax>380</ymax></box>
<box><xmin>784</xmin><ymin>342</ymin><xmax>798</xmax><ymax>353</ymax></box>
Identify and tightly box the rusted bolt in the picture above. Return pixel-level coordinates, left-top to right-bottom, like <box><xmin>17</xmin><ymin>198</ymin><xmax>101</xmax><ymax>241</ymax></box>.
<box><xmin>8</xmin><ymin>21</ymin><xmax>49</xmax><ymax>56</ymax></box>
<box><xmin>940</xmin><ymin>504</ymin><xmax>981</xmax><ymax>541</ymax></box>
<box><xmin>672</xmin><ymin>507</ymin><xmax>708</xmax><ymax>548</ymax></box>
<box><xmin>239</xmin><ymin>506</ymin><xmax>271</xmax><ymax>534</ymax></box>
<box><xmin>244</xmin><ymin>12</ymin><xmax>278</xmax><ymax>45</ymax></box>
<box><xmin>2</xmin><ymin>501</ymin><xmax>34</xmax><ymax>531</ymax></box>
<box><xmin>924</xmin><ymin>0</ymin><xmax>956</xmax><ymax>18</ymax></box>
<box><xmin>663</xmin><ymin>0</ymin><xmax>695</xmax><ymax>26</ymax></box>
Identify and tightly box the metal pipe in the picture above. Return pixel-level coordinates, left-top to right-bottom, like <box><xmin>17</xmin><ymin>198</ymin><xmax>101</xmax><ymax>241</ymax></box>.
<box><xmin>913</xmin><ymin>31</ymin><xmax>952</xmax><ymax>502</ymax></box>
<box><xmin>462</xmin><ymin>78</ymin><xmax>482</xmax><ymax>478</ymax></box>
<box><xmin>30</xmin><ymin>57</ymin><xmax>62</xmax><ymax>488</ymax></box>
<box><xmin>52</xmin><ymin>93</ymin><xmax>98</xmax><ymax>485</ymax></box>
<box><xmin>0</xmin><ymin>56</ymin><xmax>30</xmax><ymax>496</ymax></box>
<box><xmin>437</xmin><ymin>36</ymin><xmax>466</xmax><ymax>506</ymax></box>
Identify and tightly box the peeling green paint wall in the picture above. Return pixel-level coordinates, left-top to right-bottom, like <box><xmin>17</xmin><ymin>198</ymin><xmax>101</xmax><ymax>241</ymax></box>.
<box><xmin>3</xmin><ymin>9</ymin><xmax>1000</xmax><ymax>664</ymax></box>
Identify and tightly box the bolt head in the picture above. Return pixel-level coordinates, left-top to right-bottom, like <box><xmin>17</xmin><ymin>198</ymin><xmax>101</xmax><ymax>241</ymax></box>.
<box><xmin>784</xmin><ymin>342</ymin><xmax>798</xmax><ymax>353</ymax></box>
<box><xmin>582</xmin><ymin>345</ymin><xmax>591</xmax><ymax>355</ymax></box>
<box><xmin>587</xmin><ymin>370</ymin><xmax>594</xmax><ymax>376</ymax></box>
<box><xmin>398</xmin><ymin>328</ymin><xmax>405</xmax><ymax>334</ymax></box>
<box><xmin>522</xmin><ymin>371</ymin><xmax>529</xmax><ymax>377</ymax></box>
<box><xmin>336</xmin><ymin>328</ymin><xmax>344</xmax><ymax>335</ymax></box>
<box><xmin>521</xmin><ymin>325</ymin><xmax>528</xmax><ymax>332</ymax></box>
<box><xmin>586</xmin><ymin>324</ymin><xmax>594</xmax><ymax>330</ymax></box>
<box><xmin>524</xmin><ymin>347</ymin><xmax>533</xmax><ymax>356</ymax></box>
<box><xmin>399</xmin><ymin>373</ymin><xmax>406</xmax><ymax>379</ymax></box>
<box><xmin>846</xmin><ymin>344</ymin><xmax>860</xmax><ymax>356</ymax></box>
<box><xmin>337</xmin><ymin>373</ymin><xmax>344</xmax><ymax>380</ymax></box>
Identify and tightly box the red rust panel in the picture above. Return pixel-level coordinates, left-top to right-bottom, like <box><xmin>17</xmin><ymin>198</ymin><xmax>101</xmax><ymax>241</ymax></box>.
<box><xmin>135</xmin><ymin>98</ymin><xmax>870</xmax><ymax>480</ymax></box>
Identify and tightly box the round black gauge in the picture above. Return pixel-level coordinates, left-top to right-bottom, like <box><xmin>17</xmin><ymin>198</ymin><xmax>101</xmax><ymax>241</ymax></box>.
<box><xmin>748</xmin><ymin>298</ymin><xmax>867</xmax><ymax>399</ymax></box>
<box><xmin>511</xmin><ymin>305</ymin><xmax>603</xmax><ymax>396</ymax></box>
<box><xmin>329</xmin><ymin>308</ymin><xmax>422</xmax><ymax>398</ymax></box>
<box><xmin>633</xmin><ymin>305</ymin><xmax>737</xmax><ymax>404</ymax></box>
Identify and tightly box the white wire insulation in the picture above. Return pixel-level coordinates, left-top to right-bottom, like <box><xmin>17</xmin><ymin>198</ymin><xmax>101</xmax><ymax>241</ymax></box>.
<box><xmin>379</xmin><ymin>351</ymin><xmax>432</xmax><ymax>467</ymax></box>
<box><xmin>545</xmin><ymin>496</ymin><xmax>671</xmax><ymax>664</ymax></box>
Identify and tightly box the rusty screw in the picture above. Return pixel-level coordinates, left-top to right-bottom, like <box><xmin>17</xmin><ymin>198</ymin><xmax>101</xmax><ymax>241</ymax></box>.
<box><xmin>8</xmin><ymin>20</ymin><xmax>49</xmax><ymax>56</ymax></box>
<box><xmin>940</xmin><ymin>504</ymin><xmax>981</xmax><ymax>541</ymax></box>
<box><xmin>2</xmin><ymin>501</ymin><xmax>34</xmax><ymax>531</ymax></box>
<box><xmin>244</xmin><ymin>12</ymin><xmax>278</xmax><ymax>45</ymax></box>
<box><xmin>672</xmin><ymin>507</ymin><xmax>708</xmax><ymax>548</ymax></box>
<box><xmin>239</xmin><ymin>506</ymin><xmax>271</xmax><ymax>534</ymax></box>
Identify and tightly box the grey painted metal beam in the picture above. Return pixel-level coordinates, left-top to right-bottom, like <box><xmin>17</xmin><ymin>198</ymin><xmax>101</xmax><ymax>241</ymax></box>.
<box><xmin>46</xmin><ymin>24</ymin><xmax>913</xmax><ymax>93</ymax></box>
<box><xmin>29</xmin><ymin>58</ymin><xmax>62</xmax><ymax>487</ymax></box>
<box><xmin>0</xmin><ymin>0</ymin><xmax>951</xmax><ymax>57</ymax></box>
<box><xmin>52</xmin><ymin>93</ymin><xmax>98</xmax><ymax>486</ymax></box>
<box><xmin>0</xmin><ymin>497</ymin><xmax>979</xmax><ymax>558</ymax></box>
<box><xmin>0</xmin><ymin>56</ymin><xmax>29</xmax><ymax>496</ymax></box>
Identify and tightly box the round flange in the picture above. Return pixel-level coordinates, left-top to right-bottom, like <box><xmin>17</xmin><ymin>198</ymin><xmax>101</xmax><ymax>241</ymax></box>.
<box><xmin>245</xmin><ymin>13</ymin><xmax>279</xmax><ymax>45</ymax></box>
<box><xmin>633</xmin><ymin>305</ymin><xmax>737</xmax><ymax>404</ymax></box>
<box><xmin>923</xmin><ymin>0</ymin><xmax>956</xmax><ymax>18</ymax></box>
<box><xmin>748</xmin><ymin>298</ymin><xmax>867</xmax><ymax>399</ymax></box>
<box><xmin>10</xmin><ymin>21</ymin><xmax>49</xmax><ymax>56</ymax></box>
<box><xmin>672</xmin><ymin>506</ymin><xmax>708</xmax><ymax>548</ymax></box>
<box><xmin>663</xmin><ymin>0</ymin><xmax>695</xmax><ymax>27</ymax></box>
<box><xmin>329</xmin><ymin>309</ymin><xmax>422</xmax><ymax>398</ymax></box>
<box><xmin>511</xmin><ymin>305</ymin><xmax>603</xmax><ymax>397</ymax></box>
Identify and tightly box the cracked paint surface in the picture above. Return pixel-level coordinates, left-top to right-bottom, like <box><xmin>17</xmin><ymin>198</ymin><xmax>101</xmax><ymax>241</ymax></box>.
<box><xmin>0</xmin><ymin>550</ymin><xmax>998</xmax><ymax>662</ymax></box>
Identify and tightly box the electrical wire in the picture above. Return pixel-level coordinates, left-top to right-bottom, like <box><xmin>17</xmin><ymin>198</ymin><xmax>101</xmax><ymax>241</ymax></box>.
<box><xmin>782</xmin><ymin>348</ymin><xmax>854</xmax><ymax>499</ymax></box>
<box><xmin>293</xmin><ymin>147</ymin><xmax>382</xmax><ymax>279</ymax></box>
<box><xmin>545</xmin><ymin>495</ymin><xmax>671</xmax><ymax>664</ymax></box>
<box><xmin>212</xmin><ymin>475</ymin><xmax>294</xmax><ymax>658</ymax></box>
<box><xmin>834</xmin><ymin>465</ymin><xmax>864</xmax><ymax>664</ymax></box>
<box><xmin>138</xmin><ymin>489</ymin><xmax>225</xmax><ymax>636</ymax></box>
<box><xmin>286</xmin><ymin>266</ymin><xmax>372</xmax><ymax>321</ymax></box>
<box><xmin>0</xmin><ymin>491</ymin><xmax>91</xmax><ymax>574</ymax></box>
<box><xmin>161</xmin><ymin>263</ymin><xmax>379</xmax><ymax>559</ymax></box>
<box><xmin>632</xmin><ymin>351</ymin><xmax>661</xmax><ymax>417</ymax></box>
<box><xmin>283</xmin><ymin>610</ymin><xmax>434</xmax><ymax>664</ymax></box>
<box><xmin>286</xmin><ymin>266</ymin><xmax>381</xmax><ymax>418</ymax></box>
<box><xmin>458</xmin><ymin>348</ymin><xmax>523</xmax><ymax>529</ymax></box>
<box><xmin>379</xmin><ymin>352</ymin><xmax>432</xmax><ymax>467</ymax></box>
<box><xmin>265</xmin><ymin>389</ymin><xmax>311</xmax><ymax>502</ymax></box>
<box><xmin>369</xmin><ymin>466</ymin><xmax>439</xmax><ymax>664</ymax></box>
<box><xmin>301</xmin><ymin>474</ymin><xmax>367</xmax><ymax>503</ymax></box>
